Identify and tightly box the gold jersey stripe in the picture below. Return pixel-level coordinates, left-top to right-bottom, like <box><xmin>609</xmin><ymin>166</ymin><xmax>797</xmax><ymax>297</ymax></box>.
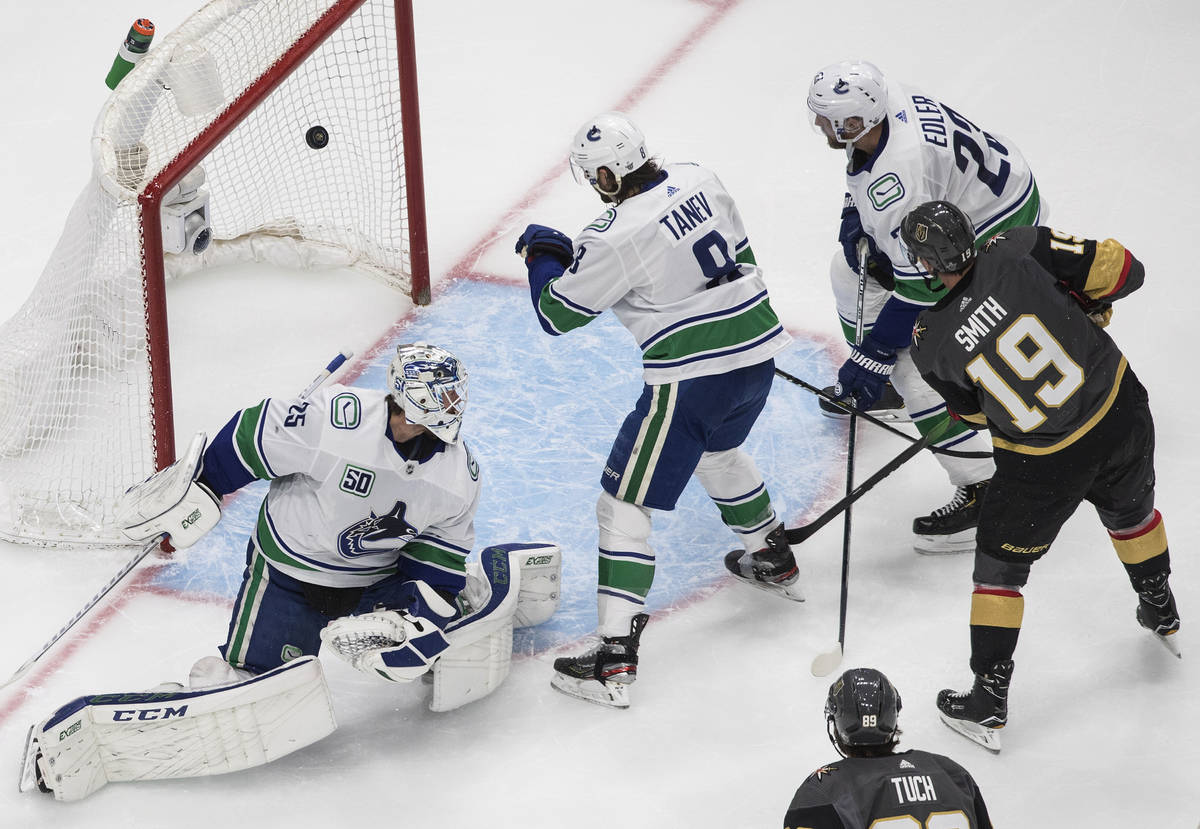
<box><xmin>1085</xmin><ymin>239</ymin><xmax>1130</xmax><ymax>299</ymax></box>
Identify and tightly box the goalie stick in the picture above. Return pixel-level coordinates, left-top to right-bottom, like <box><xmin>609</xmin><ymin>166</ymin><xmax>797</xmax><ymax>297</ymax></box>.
<box><xmin>0</xmin><ymin>351</ymin><xmax>354</xmax><ymax>692</ymax></box>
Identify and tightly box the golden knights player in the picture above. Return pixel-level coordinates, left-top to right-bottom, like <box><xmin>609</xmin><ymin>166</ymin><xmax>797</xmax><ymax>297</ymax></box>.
<box><xmin>903</xmin><ymin>201</ymin><xmax>1181</xmax><ymax>751</ymax></box>
<box><xmin>784</xmin><ymin>668</ymin><xmax>993</xmax><ymax>828</ymax></box>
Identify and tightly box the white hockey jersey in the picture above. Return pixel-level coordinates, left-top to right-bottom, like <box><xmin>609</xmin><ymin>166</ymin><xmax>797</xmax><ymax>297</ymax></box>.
<box><xmin>533</xmin><ymin>162</ymin><xmax>792</xmax><ymax>384</ymax></box>
<box><xmin>849</xmin><ymin>81</ymin><xmax>1040</xmax><ymax>306</ymax></box>
<box><xmin>204</xmin><ymin>384</ymin><xmax>480</xmax><ymax>589</ymax></box>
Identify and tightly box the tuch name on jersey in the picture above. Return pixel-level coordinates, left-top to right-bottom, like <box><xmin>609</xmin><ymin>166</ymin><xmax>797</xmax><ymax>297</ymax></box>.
<box><xmin>890</xmin><ymin>774</ymin><xmax>938</xmax><ymax>804</ymax></box>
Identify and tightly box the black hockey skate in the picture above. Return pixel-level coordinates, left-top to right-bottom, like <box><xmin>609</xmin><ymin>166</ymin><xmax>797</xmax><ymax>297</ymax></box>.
<box><xmin>912</xmin><ymin>480</ymin><xmax>989</xmax><ymax>555</ymax></box>
<box><xmin>818</xmin><ymin>382</ymin><xmax>909</xmax><ymax>422</ymax></box>
<box><xmin>937</xmin><ymin>659</ymin><xmax>1013</xmax><ymax>753</ymax></box>
<box><xmin>1134</xmin><ymin>572</ymin><xmax>1181</xmax><ymax>657</ymax></box>
<box><xmin>724</xmin><ymin>524</ymin><xmax>804</xmax><ymax>602</ymax></box>
<box><xmin>551</xmin><ymin>613</ymin><xmax>649</xmax><ymax>709</ymax></box>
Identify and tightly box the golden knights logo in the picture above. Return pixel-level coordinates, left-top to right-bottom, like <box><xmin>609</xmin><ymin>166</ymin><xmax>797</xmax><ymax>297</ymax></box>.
<box><xmin>912</xmin><ymin>321</ymin><xmax>927</xmax><ymax>342</ymax></box>
<box><xmin>913</xmin><ymin>222</ymin><xmax>929</xmax><ymax>243</ymax></box>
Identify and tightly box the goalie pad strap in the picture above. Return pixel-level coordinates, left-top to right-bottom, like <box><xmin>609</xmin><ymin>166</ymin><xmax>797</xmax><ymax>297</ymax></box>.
<box><xmin>33</xmin><ymin>656</ymin><xmax>334</xmax><ymax>801</ymax></box>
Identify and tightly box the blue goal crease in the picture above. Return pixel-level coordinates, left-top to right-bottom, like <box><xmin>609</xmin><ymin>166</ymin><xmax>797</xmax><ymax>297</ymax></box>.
<box><xmin>149</xmin><ymin>279</ymin><xmax>839</xmax><ymax>653</ymax></box>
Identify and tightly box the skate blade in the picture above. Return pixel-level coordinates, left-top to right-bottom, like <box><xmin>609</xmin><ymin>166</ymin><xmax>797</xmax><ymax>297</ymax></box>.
<box><xmin>939</xmin><ymin>713</ymin><xmax>1003</xmax><ymax>753</ymax></box>
<box><xmin>550</xmin><ymin>673</ymin><xmax>631</xmax><ymax>709</ymax></box>
<box><xmin>728</xmin><ymin>573</ymin><xmax>805</xmax><ymax>602</ymax></box>
<box><xmin>913</xmin><ymin>530</ymin><xmax>976</xmax><ymax>555</ymax></box>
<box><xmin>1150</xmin><ymin>630</ymin><xmax>1182</xmax><ymax>658</ymax></box>
<box><xmin>820</xmin><ymin>405</ymin><xmax>910</xmax><ymax>423</ymax></box>
<box><xmin>18</xmin><ymin>724</ymin><xmax>41</xmax><ymax>794</ymax></box>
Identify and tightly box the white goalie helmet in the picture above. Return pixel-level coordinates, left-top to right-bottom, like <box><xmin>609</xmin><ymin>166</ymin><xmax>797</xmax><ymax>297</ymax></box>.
<box><xmin>806</xmin><ymin>60</ymin><xmax>889</xmax><ymax>144</ymax></box>
<box><xmin>568</xmin><ymin>111</ymin><xmax>649</xmax><ymax>196</ymax></box>
<box><xmin>387</xmin><ymin>343</ymin><xmax>468</xmax><ymax>444</ymax></box>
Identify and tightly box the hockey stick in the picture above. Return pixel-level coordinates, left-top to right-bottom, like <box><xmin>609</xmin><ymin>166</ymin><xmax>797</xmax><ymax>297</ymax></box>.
<box><xmin>772</xmin><ymin>367</ymin><xmax>991</xmax><ymax>460</ymax></box>
<box><xmin>0</xmin><ymin>350</ymin><xmax>354</xmax><ymax>691</ymax></box>
<box><xmin>810</xmin><ymin>239</ymin><xmax>870</xmax><ymax>677</ymax></box>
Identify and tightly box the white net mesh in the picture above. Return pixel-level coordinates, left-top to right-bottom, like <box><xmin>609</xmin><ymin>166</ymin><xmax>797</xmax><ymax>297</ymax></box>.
<box><xmin>0</xmin><ymin>0</ymin><xmax>416</xmax><ymax>546</ymax></box>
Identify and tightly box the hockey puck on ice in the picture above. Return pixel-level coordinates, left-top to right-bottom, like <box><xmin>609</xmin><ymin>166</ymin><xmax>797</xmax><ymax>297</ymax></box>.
<box><xmin>305</xmin><ymin>125</ymin><xmax>329</xmax><ymax>149</ymax></box>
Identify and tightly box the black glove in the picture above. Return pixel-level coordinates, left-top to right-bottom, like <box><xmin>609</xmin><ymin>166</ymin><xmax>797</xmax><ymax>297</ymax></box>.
<box><xmin>838</xmin><ymin>197</ymin><xmax>894</xmax><ymax>290</ymax></box>
<box><xmin>516</xmin><ymin>224</ymin><xmax>574</xmax><ymax>268</ymax></box>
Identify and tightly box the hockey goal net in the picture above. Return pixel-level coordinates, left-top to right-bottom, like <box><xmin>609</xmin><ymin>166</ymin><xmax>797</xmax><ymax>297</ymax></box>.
<box><xmin>0</xmin><ymin>0</ymin><xmax>429</xmax><ymax>547</ymax></box>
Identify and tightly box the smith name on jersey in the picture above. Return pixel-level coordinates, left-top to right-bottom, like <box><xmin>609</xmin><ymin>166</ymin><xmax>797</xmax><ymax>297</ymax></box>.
<box><xmin>849</xmin><ymin>82</ymin><xmax>1040</xmax><ymax>308</ymax></box>
<box><xmin>201</xmin><ymin>384</ymin><xmax>481</xmax><ymax>592</ymax></box>
<box><xmin>911</xmin><ymin>226</ymin><xmax>1145</xmax><ymax>454</ymax></box>
<box><xmin>531</xmin><ymin>162</ymin><xmax>791</xmax><ymax>384</ymax></box>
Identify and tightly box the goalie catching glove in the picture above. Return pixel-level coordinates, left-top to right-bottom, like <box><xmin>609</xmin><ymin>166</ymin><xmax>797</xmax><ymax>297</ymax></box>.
<box><xmin>321</xmin><ymin>580</ymin><xmax>457</xmax><ymax>683</ymax></box>
<box><xmin>116</xmin><ymin>431</ymin><xmax>221</xmax><ymax>548</ymax></box>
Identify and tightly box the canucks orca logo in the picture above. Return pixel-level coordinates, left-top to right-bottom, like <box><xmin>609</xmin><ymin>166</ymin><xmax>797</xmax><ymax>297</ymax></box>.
<box><xmin>586</xmin><ymin>126</ymin><xmax>602</xmax><ymax>141</ymax></box>
<box><xmin>337</xmin><ymin>500</ymin><xmax>418</xmax><ymax>558</ymax></box>
<box><xmin>833</xmin><ymin>78</ymin><xmax>850</xmax><ymax>94</ymax></box>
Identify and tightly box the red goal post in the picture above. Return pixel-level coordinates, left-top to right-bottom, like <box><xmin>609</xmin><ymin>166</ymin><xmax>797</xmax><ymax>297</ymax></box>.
<box><xmin>0</xmin><ymin>0</ymin><xmax>429</xmax><ymax>547</ymax></box>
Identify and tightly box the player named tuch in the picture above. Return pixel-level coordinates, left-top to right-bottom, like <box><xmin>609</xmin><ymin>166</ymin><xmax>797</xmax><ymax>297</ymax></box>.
<box><xmin>784</xmin><ymin>667</ymin><xmax>993</xmax><ymax>828</ymax></box>
<box><xmin>903</xmin><ymin>201</ymin><xmax>1181</xmax><ymax>752</ymax></box>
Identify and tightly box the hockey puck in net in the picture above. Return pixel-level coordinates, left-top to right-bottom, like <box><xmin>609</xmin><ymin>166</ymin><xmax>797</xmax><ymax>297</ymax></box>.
<box><xmin>306</xmin><ymin>125</ymin><xmax>329</xmax><ymax>149</ymax></box>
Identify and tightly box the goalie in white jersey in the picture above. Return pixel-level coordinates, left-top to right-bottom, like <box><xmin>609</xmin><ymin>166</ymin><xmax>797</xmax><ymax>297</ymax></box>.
<box><xmin>516</xmin><ymin>112</ymin><xmax>795</xmax><ymax>709</ymax></box>
<box><xmin>20</xmin><ymin>344</ymin><xmax>563</xmax><ymax>801</ymax></box>
<box><xmin>804</xmin><ymin>61</ymin><xmax>1045</xmax><ymax>553</ymax></box>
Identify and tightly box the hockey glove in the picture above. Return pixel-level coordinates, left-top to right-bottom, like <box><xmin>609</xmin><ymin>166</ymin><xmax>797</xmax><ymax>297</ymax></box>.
<box><xmin>834</xmin><ymin>334</ymin><xmax>896</xmax><ymax>411</ymax></box>
<box><xmin>838</xmin><ymin>196</ymin><xmax>894</xmax><ymax>289</ymax></box>
<box><xmin>516</xmin><ymin>223</ymin><xmax>574</xmax><ymax>268</ymax></box>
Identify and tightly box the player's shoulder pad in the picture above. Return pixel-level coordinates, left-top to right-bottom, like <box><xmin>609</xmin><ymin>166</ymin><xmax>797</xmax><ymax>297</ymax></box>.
<box><xmin>461</xmin><ymin>439</ymin><xmax>481</xmax><ymax>483</ymax></box>
<box><xmin>583</xmin><ymin>206</ymin><xmax>618</xmax><ymax>234</ymax></box>
<box><xmin>983</xmin><ymin>225</ymin><xmax>1037</xmax><ymax>255</ymax></box>
<box><xmin>803</xmin><ymin>762</ymin><xmax>843</xmax><ymax>784</ymax></box>
<box><xmin>318</xmin><ymin>384</ymin><xmax>366</xmax><ymax>431</ymax></box>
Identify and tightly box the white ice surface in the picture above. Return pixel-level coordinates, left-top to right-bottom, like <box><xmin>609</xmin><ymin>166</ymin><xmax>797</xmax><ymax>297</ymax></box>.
<box><xmin>0</xmin><ymin>1</ymin><xmax>1197</xmax><ymax>826</ymax></box>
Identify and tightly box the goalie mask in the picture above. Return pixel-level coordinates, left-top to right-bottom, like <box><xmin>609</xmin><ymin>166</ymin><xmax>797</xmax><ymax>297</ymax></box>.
<box><xmin>387</xmin><ymin>343</ymin><xmax>468</xmax><ymax>444</ymax></box>
<box><xmin>825</xmin><ymin>667</ymin><xmax>902</xmax><ymax>755</ymax></box>
<box><xmin>806</xmin><ymin>60</ymin><xmax>888</xmax><ymax>145</ymax></box>
<box><xmin>569</xmin><ymin>111</ymin><xmax>649</xmax><ymax>197</ymax></box>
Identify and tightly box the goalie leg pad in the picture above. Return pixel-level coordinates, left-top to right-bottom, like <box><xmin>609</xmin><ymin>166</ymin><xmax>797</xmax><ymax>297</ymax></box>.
<box><xmin>470</xmin><ymin>542</ymin><xmax>561</xmax><ymax>628</ymax></box>
<box><xmin>428</xmin><ymin>545</ymin><xmax>524</xmax><ymax>711</ymax></box>
<box><xmin>25</xmin><ymin>656</ymin><xmax>335</xmax><ymax>802</ymax></box>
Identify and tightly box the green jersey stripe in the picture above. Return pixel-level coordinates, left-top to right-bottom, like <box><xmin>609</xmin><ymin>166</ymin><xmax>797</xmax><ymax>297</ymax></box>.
<box><xmin>642</xmin><ymin>299</ymin><xmax>780</xmax><ymax>364</ymax></box>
